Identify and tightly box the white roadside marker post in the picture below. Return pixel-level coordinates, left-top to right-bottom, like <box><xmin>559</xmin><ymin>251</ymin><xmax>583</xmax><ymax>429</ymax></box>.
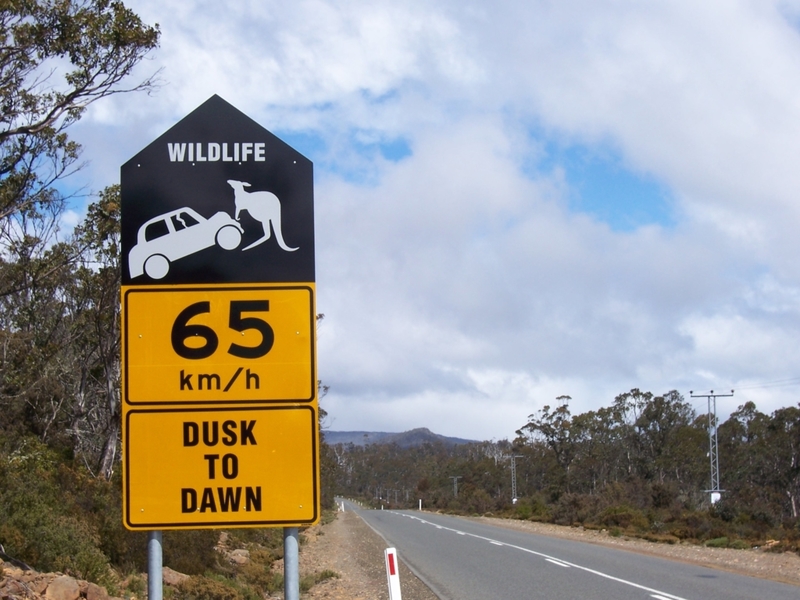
<box><xmin>385</xmin><ymin>547</ymin><xmax>402</xmax><ymax>599</ymax></box>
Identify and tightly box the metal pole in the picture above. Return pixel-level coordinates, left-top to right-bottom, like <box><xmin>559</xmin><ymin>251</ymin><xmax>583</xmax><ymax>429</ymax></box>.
<box><xmin>449</xmin><ymin>476</ymin><xmax>461</xmax><ymax>498</ymax></box>
<box><xmin>691</xmin><ymin>389</ymin><xmax>733</xmax><ymax>504</ymax></box>
<box><xmin>511</xmin><ymin>454</ymin><xmax>523</xmax><ymax>502</ymax></box>
<box><xmin>147</xmin><ymin>531</ymin><xmax>162</xmax><ymax>600</ymax></box>
<box><xmin>284</xmin><ymin>527</ymin><xmax>299</xmax><ymax>600</ymax></box>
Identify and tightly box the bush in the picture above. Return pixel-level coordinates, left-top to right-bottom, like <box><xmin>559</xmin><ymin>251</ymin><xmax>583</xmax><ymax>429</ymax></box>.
<box><xmin>551</xmin><ymin>494</ymin><xmax>599</xmax><ymax>526</ymax></box>
<box><xmin>0</xmin><ymin>440</ymin><xmax>112</xmax><ymax>584</ymax></box>
<box><xmin>598</xmin><ymin>505</ymin><xmax>649</xmax><ymax>531</ymax></box>
<box><xmin>704</xmin><ymin>536</ymin><xmax>729</xmax><ymax>548</ymax></box>
<box><xmin>642</xmin><ymin>533</ymin><xmax>680</xmax><ymax>544</ymax></box>
<box><xmin>514</xmin><ymin>501</ymin><xmax>533</xmax><ymax>520</ymax></box>
<box><xmin>175</xmin><ymin>576</ymin><xmax>243</xmax><ymax>600</ymax></box>
<box><xmin>238</xmin><ymin>561</ymin><xmax>283</xmax><ymax>595</ymax></box>
<box><xmin>299</xmin><ymin>570</ymin><xmax>339</xmax><ymax>592</ymax></box>
<box><xmin>163</xmin><ymin>530</ymin><xmax>221</xmax><ymax>575</ymax></box>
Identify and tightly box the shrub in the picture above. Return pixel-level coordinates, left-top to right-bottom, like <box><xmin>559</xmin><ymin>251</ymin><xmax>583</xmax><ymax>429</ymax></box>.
<box><xmin>175</xmin><ymin>576</ymin><xmax>243</xmax><ymax>600</ymax></box>
<box><xmin>0</xmin><ymin>442</ymin><xmax>112</xmax><ymax>584</ymax></box>
<box><xmin>598</xmin><ymin>505</ymin><xmax>649</xmax><ymax>531</ymax></box>
<box><xmin>299</xmin><ymin>570</ymin><xmax>339</xmax><ymax>592</ymax></box>
<box><xmin>551</xmin><ymin>494</ymin><xmax>599</xmax><ymax>526</ymax></box>
<box><xmin>163</xmin><ymin>530</ymin><xmax>221</xmax><ymax>575</ymax></box>
<box><xmin>514</xmin><ymin>501</ymin><xmax>533</xmax><ymax>520</ymax></box>
<box><xmin>642</xmin><ymin>533</ymin><xmax>680</xmax><ymax>544</ymax></box>
<box><xmin>237</xmin><ymin>561</ymin><xmax>282</xmax><ymax>595</ymax></box>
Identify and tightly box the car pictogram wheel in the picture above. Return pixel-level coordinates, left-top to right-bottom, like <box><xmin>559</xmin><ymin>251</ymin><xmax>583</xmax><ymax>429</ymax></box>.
<box><xmin>144</xmin><ymin>254</ymin><xmax>170</xmax><ymax>279</ymax></box>
<box><xmin>216</xmin><ymin>224</ymin><xmax>242</xmax><ymax>250</ymax></box>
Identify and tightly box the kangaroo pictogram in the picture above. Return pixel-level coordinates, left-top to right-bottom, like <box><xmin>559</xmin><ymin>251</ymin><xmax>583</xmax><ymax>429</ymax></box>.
<box><xmin>227</xmin><ymin>179</ymin><xmax>298</xmax><ymax>252</ymax></box>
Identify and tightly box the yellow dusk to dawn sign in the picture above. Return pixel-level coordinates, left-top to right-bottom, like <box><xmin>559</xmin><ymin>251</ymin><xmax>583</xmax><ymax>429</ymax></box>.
<box><xmin>120</xmin><ymin>96</ymin><xmax>319</xmax><ymax>530</ymax></box>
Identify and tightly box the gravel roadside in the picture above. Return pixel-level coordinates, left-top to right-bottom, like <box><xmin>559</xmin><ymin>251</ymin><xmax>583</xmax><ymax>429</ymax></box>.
<box><xmin>295</xmin><ymin>509</ymin><xmax>438</xmax><ymax>599</ymax></box>
<box><xmin>297</xmin><ymin>509</ymin><xmax>800</xmax><ymax>598</ymax></box>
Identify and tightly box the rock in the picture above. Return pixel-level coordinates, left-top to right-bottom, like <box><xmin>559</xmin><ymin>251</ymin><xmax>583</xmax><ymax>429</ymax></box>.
<box><xmin>85</xmin><ymin>582</ymin><xmax>109</xmax><ymax>600</ymax></box>
<box><xmin>229</xmin><ymin>549</ymin><xmax>250</xmax><ymax>565</ymax></box>
<box><xmin>30</xmin><ymin>575</ymin><xmax>53</xmax><ymax>594</ymax></box>
<box><xmin>162</xmin><ymin>567</ymin><xmax>190</xmax><ymax>587</ymax></box>
<box><xmin>45</xmin><ymin>575</ymin><xmax>80</xmax><ymax>600</ymax></box>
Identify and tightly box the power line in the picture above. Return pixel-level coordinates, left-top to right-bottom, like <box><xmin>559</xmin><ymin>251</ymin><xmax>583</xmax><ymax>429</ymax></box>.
<box><xmin>733</xmin><ymin>377</ymin><xmax>800</xmax><ymax>390</ymax></box>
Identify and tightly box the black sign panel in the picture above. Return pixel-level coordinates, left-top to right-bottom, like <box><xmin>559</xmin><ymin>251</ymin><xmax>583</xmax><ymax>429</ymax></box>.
<box><xmin>121</xmin><ymin>95</ymin><xmax>314</xmax><ymax>285</ymax></box>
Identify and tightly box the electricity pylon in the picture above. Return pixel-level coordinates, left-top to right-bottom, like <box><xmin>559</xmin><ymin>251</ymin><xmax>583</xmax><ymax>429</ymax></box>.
<box><xmin>690</xmin><ymin>389</ymin><xmax>734</xmax><ymax>504</ymax></box>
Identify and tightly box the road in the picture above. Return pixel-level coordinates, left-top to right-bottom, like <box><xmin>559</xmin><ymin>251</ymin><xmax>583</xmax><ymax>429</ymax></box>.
<box><xmin>340</xmin><ymin>500</ymin><xmax>799</xmax><ymax>600</ymax></box>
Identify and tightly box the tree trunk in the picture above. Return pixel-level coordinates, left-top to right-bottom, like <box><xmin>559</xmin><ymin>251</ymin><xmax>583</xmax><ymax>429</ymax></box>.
<box><xmin>99</xmin><ymin>418</ymin><xmax>120</xmax><ymax>480</ymax></box>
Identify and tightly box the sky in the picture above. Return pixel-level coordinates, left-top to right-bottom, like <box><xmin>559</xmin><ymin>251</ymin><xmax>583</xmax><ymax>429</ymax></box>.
<box><xmin>68</xmin><ymin>0</ymin><xmax>800</xmax><ymax>441</ymax></box>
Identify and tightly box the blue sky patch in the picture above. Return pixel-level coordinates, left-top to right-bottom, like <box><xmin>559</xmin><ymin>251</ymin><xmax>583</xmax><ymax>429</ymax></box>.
<box><xmin>274</xmin><ymin>130</ymin><xmax>328</xmax><ymax>161</ymax></box>
<box><xmin>378</xmin><ymin>137</ymin><xmax>412</xmax><ymax>161</ymax></box>
<box><xmin>535</xmin><ymin>139</ymin><xmax>675</xmax><ymax>231</ymax></box>
<box><xmin>277</xmin><ymin>128</ymin><xmax>412</xmax><ymax>185</ymax></box>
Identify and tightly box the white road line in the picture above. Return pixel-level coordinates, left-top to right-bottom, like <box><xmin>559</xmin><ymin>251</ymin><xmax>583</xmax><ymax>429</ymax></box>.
<box><xmin>389</xmin><ymin>512</ymin><xmax>691</xmax><ymax>600</ymax></box>
<box><xmin>546</xmin><ymin>559</ymin><xmax>570</xmax><ymax>568</ymax></box>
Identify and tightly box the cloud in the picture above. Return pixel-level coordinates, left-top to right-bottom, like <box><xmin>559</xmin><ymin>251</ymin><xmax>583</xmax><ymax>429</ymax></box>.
<box><xmin>68</xmin><ymin>0</ymin><xmax>800</xmax><ymax>439</ymax></box>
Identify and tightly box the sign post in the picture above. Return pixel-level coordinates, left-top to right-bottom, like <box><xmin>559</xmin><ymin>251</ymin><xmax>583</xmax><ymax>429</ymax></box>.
<box><xmin>121</xmin><ymin>96</ymin><xmax>318</xmax><ymax>597</ymax></box>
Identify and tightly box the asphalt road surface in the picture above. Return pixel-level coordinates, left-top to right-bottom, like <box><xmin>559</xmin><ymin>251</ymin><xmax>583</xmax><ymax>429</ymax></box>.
<box><xmin>342</xmin><ymin>500</ymin><xmax>799</xmax><ymax>600</ymax></box>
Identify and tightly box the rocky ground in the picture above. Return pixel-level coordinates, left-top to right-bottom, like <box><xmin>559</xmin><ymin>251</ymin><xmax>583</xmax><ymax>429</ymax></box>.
<box><xmin>0</xmin><ymin>570</ymin><xmax>116</xmax><ymax>600</ymax></box>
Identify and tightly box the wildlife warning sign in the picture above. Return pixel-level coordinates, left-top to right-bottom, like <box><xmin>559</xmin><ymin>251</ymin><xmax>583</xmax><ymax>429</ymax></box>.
<box><xmin>120</xmin><ymin>95</ymin><xmax>319</xmax><ymax>530</ymax></box>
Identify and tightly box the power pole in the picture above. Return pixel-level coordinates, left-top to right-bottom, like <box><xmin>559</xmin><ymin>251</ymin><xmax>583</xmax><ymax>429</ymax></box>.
<box><xmin>450</xmin><ymin>476</ymin><xmax>462</xmax><ymax>498</ymax></box>
<box><xmin>510</xmin><ymin>455</ymin><xmax>523</xmax><ymax>503</ymax></box>
<box><xmin>690</xmin><ymin>389</ymin><xmax>734</xmax><ymax>504</ymax></box>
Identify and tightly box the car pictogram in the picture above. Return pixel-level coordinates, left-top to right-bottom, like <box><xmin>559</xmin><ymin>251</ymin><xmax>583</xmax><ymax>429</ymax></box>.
<box><xmin>128</xmin><ymin>207</ymin><xmax>243</xmax><ymax>279</ymax></box>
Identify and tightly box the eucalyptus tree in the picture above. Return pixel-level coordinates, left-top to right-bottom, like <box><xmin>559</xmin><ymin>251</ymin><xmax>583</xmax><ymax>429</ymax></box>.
<box><xmin>0</xmin><ymin>1</ymin><xmax>159</xmax><ymax>478</ymax></box>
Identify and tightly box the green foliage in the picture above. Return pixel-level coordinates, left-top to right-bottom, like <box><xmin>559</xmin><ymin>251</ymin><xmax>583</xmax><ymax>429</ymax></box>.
<box><xmin>334</xmin><ymin>389</ymin><xmax>800</xmax><ymax>556</ymax></box>
<box><xmin>174</xmin><ymin>576</ymin><xmax>243</xmax><ymax>600</ymax></box>
<box><xmin>237</xmin><ymin>560</ymin><xmax>283</xmax><ymax>595</ymax></box>
<box><xmin>597</xmin><ymin>505</ymin><xmax>649</xmax><ymax>531</ymax></box>
<box><xmin>1</xmin><ymin>0</ymin><xmax>158</xmax><ymax>478</ymax></box>
<box><xmin>0</xmin><ymin>437</ymin><xmax>112</xmax><ymax>583</ymax></box>
<box><xmin>163</xmin><ymin>531</ymin><xmax>222</xmax><ymax>576</ymax></box>
<box><xmin>300</xmin><ymin>569</ymin><xmax>339</xmax><ymax>592</ymax></box>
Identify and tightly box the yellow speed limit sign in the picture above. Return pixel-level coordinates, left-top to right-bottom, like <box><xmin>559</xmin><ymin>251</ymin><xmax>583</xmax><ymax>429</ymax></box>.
<box><xmin>123</xmin><ymin>406</ymin><xmax>319</xmax><ymax>529</ymax></box>
<box><xmin>122</xmin><ymin>284</ymin><xmax>316</xmax><ymax>405</ymax></box>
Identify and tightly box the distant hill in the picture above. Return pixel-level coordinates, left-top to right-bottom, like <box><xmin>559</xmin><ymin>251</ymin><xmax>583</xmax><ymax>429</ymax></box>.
<box><xmin>323</xmin><ymin>427</ymin><xmax>476</xmax><ymax>448</ymax></box>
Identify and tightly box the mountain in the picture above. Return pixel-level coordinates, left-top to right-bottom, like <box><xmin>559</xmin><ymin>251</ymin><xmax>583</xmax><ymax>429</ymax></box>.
<box><xmin>322</xmin><ymin>427</ymin><xmax>476</xmax><ymax>448</ymax></box>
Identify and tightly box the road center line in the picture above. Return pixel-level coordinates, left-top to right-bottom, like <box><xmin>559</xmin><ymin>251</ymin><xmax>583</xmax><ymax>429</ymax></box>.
<box><xmin>392</xmin><ymin>512</ymin><xmax>690</xmax><ymax>600</ymax></box>
<box><xmin>546</xmin><ymin>559</ymin><xmax>570</xmax><ymax>568</ymax></box>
